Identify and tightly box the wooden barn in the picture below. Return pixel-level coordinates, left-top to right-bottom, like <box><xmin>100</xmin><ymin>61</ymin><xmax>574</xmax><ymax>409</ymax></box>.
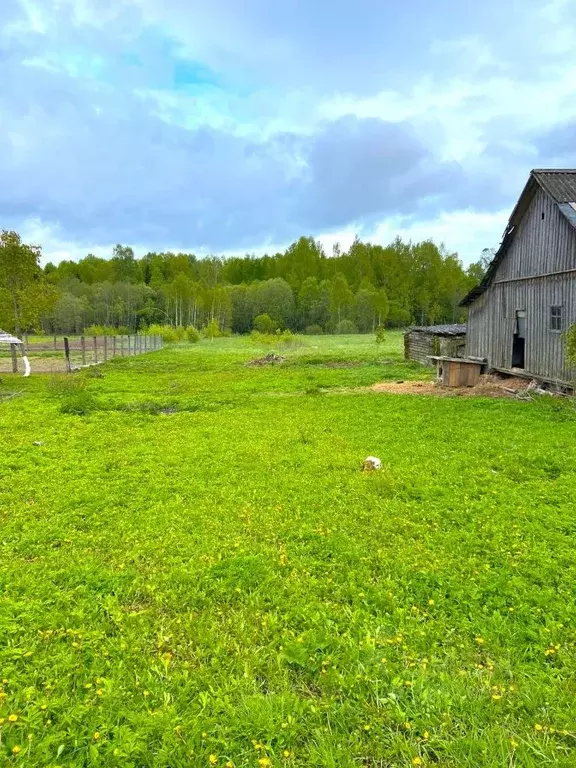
<box><xmin>404</xmin><ymin>324</ymin><xmax>467</xmax><ymax>365</ymax></box>
<box><xmin>461</xmin><ymin>169</ymin><xmax>576</xmax><ymax>384</ymax></box>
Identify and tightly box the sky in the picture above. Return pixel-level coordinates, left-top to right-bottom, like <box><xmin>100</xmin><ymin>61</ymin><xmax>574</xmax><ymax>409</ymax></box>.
<box><xmin>2</xmin><ymin>0</ymin><xmax>576</xmax><ymax>266</ymax></box>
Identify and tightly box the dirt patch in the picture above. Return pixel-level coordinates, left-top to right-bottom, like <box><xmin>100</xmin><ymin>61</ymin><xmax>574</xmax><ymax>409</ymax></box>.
<box><xmin>371</xmin><ymin>374</ymin><xmax>535</xmax><ymax>398</ymax></box>
<box><xmin>247</xmin><ymin>353</ymin><xmax>285</xmax><ymax>367</ymax></box>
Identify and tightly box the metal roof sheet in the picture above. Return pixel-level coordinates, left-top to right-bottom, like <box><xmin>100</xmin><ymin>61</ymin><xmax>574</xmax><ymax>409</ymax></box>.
<box><xmin>410</xmin><ymin>324</ymin><xmax>467</xmax><ymax>336</ymax></box>
<box><xmin>532</xmin><ymin>169</ymin><xmax>576</xmax><ymax>203</ymax></box>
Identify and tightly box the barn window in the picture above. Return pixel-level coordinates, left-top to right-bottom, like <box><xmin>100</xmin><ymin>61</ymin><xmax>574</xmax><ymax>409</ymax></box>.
<box><xmin>550</xmin><ymin>305</ymin><xmax>562</xmax><ymax>331</ymax></box>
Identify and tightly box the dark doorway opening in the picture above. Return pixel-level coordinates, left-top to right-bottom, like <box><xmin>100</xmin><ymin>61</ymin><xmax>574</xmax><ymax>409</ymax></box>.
<box><xmin>512</xmin><ymin>335</ymin><xmax>525</xmax><ymax>368</ymax></box>
<box><xmin>512</xmin><ymin>309</ymin><xmax>526</xmax><ymax>369</ymax></box>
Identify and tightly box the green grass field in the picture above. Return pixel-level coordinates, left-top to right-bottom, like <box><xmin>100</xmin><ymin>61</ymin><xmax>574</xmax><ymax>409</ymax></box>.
<box><xmin>1</xmin><ymin>333</ymin><xmax>576</xmax><ymax>767</ymax></box>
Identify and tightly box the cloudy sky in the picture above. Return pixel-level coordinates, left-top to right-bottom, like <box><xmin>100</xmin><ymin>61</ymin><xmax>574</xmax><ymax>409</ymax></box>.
<box><xmin>2</xmin><ymin>0</ymin><xmax>576</xmax><ymax>265</ymax></box>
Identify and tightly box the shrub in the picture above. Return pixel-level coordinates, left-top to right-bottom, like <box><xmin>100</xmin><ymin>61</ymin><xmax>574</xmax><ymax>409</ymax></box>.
<box><xmin>375</xmin><ymin>325</ymin><xmax>386</xmax><ymax>343</ymax></box>
<box><xmin>334</xmin><ymin>319</ymin><xmax>359</xmax><ymax>334</ymax></box>
<box><xmin>146</xmin><ymin>324</ymin><xmax>179</xmax><ymax>343</ymax></box>
<box><xmin>253</xmin><ymin>314</ymin><xmax>277</xmax><ymax>334</ymax></box>
<box><xmin>202</xmin><ymin>319</ymin><xmax>223</xmax><ymax>340</ymax></box>
<box><xmin>186</xmin><ymin>326</ymin><xmax>201</xmax><ymax>343</ymax></box>
<box><xmin>305</xmin><ymin>325</ymin><xmax>323</xmax><ymax>335</ymax></box>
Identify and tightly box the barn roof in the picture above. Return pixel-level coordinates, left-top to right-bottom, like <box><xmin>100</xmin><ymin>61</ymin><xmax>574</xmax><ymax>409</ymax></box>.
<box><xmin>0</xmin><ymin>329</ymin><xmax>23</xmax><ymax>345</ymax></box>
<box><xmin>460</xmin><ymin>169</ymin><xmax>576</xmax><ymax>306</ymax></box>
<box><xmin>410</xmin><ymin>324</ymin><xmax>466</xmax><ymax>336</ymax></box>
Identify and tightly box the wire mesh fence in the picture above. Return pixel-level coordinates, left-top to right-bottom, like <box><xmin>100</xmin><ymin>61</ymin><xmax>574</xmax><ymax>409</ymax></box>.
<box><xmin>0</xmin><ymin>335</ymin><xmax>163</xmax><ymax>374</ymax></box>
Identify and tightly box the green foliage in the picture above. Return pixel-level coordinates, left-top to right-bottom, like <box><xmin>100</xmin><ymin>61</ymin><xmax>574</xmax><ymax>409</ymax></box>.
<box><xmin>564</xmin><ymin>325</ymin><xmax>576</xmax><ymax>369</ymax></box>
<box><xmin>202</xmin><ymin>318</ymin><xmax>223</xmax><ymax>340</ymax></box>
<box><xmin>146</xmin><ymin>324</ymin><xmax>181</xmax><ymax>343</ymax></box>
<box><xmin>253</xmin><ymin>313</ymin><xmax>277</xmax><ymax>333</ymax></box>
<box><xmin>40</xmin><ymin>236</ymin><xmax>476</xmax><ymax>336</ymax></box>
<box><xmin>84</xmin><ymin>324</ymin><xmax>117</xmax><ymax>337</ymax></box>
<box><xmin>186</xmin><ymin>326</ymin><xmax>201</xmax><ymax>343</ymax></box>
<box><xmin>0</xmin><ymin>229</ymin><xmax>57</xmax><ymax>334</ymax></box>
<box><xmin>1</xmin><ymin>335</ymin><xmax>575</xmax><ymax>766</ymax></box>
<box><xmin>335</xmin><ymin>319</ymin><xmax>359</xmax><ymax>334</ymax></box>
<box><xmin>305</xmin><ymin>324</ymin><xmax>324</xmax><ymax>335</ymax></box>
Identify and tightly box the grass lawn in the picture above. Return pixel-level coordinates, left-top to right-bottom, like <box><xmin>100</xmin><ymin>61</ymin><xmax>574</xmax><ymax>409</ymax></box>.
<box><xmin>1</xmin><ymin>333</ymin><xmax>576</xmax><ymax>767</ymax></box>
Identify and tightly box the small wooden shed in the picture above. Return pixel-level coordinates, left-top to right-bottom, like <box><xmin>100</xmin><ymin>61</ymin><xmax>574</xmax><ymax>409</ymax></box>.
<box><xmin>404</xmin><ymin>324</ymin><xmax>467</xmax><ymax>365</ymax></box>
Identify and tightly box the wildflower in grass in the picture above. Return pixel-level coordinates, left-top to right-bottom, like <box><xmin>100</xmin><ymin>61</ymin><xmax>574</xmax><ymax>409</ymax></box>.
<box><xmin>12</xmin><ymin>746</ymin><xmax>21</xmax><ymax>754</ymax></box>
<box><xmin>8</xmin><ymin>714</ymin><xmax>18</xmax><ymax>722</ymax></box>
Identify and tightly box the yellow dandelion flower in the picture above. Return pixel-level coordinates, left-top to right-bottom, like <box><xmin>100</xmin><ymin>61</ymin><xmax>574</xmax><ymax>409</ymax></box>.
<box><xmin>209</xmin><ymin>755</ymin><xmax>218</xmax><ymax>766</ymax></box>
<box><xmin>8</xmin><ymin>714</ymin><xmax>18</xmax><ymax>722</ymax></box>
<box><xmin>12</xmin><ymin>746</ymin><xmax>21</xmax><ymax>755</ymax></box>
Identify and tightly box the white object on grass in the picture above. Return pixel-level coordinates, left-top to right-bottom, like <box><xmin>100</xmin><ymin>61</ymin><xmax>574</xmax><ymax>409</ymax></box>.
<box><xmin>363</xmin><ymin>456</ymin><xmax>382</xmax><ymax>471</ymax></box>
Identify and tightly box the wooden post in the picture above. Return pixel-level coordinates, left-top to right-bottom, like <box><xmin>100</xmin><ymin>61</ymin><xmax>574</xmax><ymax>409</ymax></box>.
<box><xmin>81</xmin><ymin>335</ymin><xmax>86</xmax><ymax>366</ymax></box>
<box><xmin>103</xmin><ymin>335</ymin><xmax>108</xmax><ymax>362</ymax></box>
<box><xmin>10</xmin><ymin>344</ymin><xmax>18</xmax><ymax>373</ymax></box>
<box><xmin>113</xmin><ymin>335</ymin><xmax>117</xmax><ymax>358</ymax></box>
<box><xmin>93</xmin><ymin>336</ymin><xmax>98</xmax><ymax>364</ymax></box>
<box><xmin>64</xmin><ymin>337</ymin><xmax>72</xmax><ymax>373</ymax></box>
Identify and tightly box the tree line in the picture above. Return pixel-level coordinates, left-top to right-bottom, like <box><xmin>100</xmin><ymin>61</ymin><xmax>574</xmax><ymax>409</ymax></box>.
<box><xmin>1</xmin><ymin>232</ymin><xmax>491</xmax><ymax>336</ymax></box>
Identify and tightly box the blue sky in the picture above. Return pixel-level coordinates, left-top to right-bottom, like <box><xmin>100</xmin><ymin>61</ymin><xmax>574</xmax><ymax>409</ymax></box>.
<box><xmin>2</xmin><ymin>0</ymin><xmax>576</xmax><ymax>265</ymax></box>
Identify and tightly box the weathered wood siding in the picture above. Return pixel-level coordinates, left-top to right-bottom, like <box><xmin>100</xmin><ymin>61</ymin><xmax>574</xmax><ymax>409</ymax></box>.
<box><xmin>466</xmin><ymin>186</ymin><xmax>576</xmax><ymax>381</ymax></box>
<box><xmin>406</xmin><ymin>332</ymin><xmax>466</xmax><ymax>365</ymax></box>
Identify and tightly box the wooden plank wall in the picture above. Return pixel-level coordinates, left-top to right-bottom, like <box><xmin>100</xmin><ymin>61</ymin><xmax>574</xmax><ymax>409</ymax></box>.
<box><xmin>466</xmin><ymin>186</ymin><xmax>576</xmax><ymax>382</ymax></box>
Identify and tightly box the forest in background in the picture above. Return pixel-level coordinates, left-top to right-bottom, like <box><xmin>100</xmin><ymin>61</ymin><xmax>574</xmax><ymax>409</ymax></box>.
<box><xmin>2</xmin><ymin>233</ymin><xmax>491</xmax><ymax>336</ymax></box>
